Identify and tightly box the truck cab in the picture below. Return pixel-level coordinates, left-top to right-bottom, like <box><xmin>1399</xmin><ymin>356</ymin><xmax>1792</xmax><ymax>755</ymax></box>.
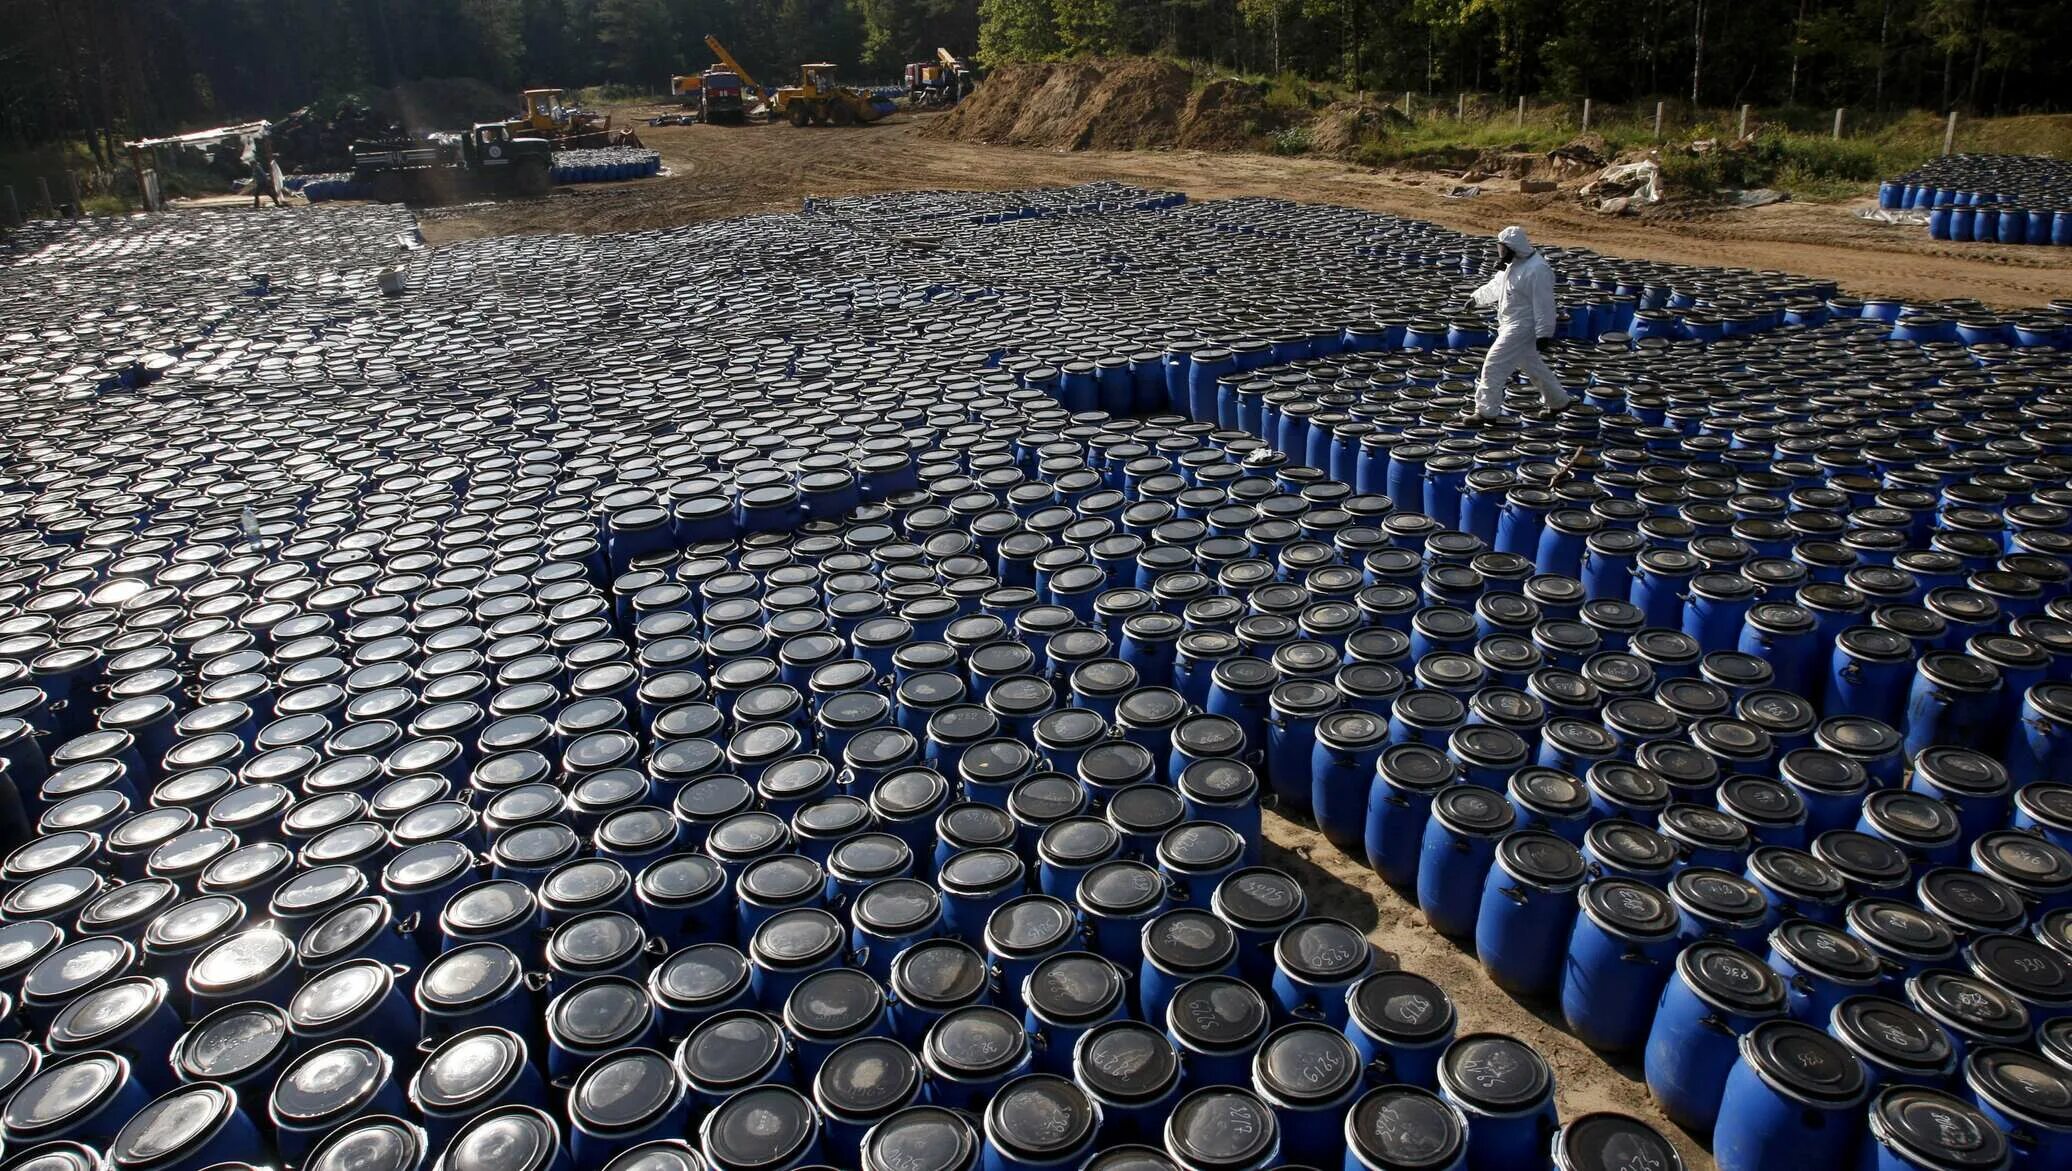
<box><xmin>700</xmin><ymin>69</ymin><xmax>745</xmax><ymax>123</ymax></box>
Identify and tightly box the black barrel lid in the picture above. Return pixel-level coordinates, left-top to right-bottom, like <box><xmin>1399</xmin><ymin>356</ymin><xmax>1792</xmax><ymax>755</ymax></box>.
<box><xmin>650</xmin><ymin>942</ymin><xmax>749</xmax><ymax>1013</ymax></box>
<box><xmin>1553</xmin><ymin>1114</ymin><xmax>1684</xmax><ymax>1171</ymax></box>
<box><xmin>888</xmin><ymin>939</ymin><xmax>987</xmax><ymax>1012</ymax></box>
<box><xmin>1773</xmin><ymin>919</ymin><xmax>1882</xmax><ymax>982</ymax></box>
<box><xmin>1968</xmin><ymin>933</ymin><xmax>2072</xmax><ymax>1006</ymax></box>
<box><xmin>1677</xmin><ymin>942</ymin><xmax>1786</xmax><ymax>1017</ymax></box>
<box><xmin>1912</xmin><ymin>746</ymin><xmax>2009</xmax><ymax>797</ymax></box>
<box><xmin>1163</xmin><ymin>1087</ymin><xmax>1279</xmax><ymax>1171</ymax></box>
<box><xmin>1832</xmin><ymin>996</ymin><xmax>1954</xmax><ymax>1075</ymax></box>
<box><xmin>1814</xmin><ymin>830</ymin><xmax>1913</xmax><ymax>889</ymax></box>
<box><xmin>1848</xmin><ymin>899</ymin><xmax>1957</xmax><ymax>962</ymax></box>
<box><xmin>1143</xmin><ymin>909</ymin><xmax>1236</xmax><ymax>974</ymax></box>
<box><xmin>271</xmin><ymin>1039</ymin><xmax>387</xmax><ymax>1125</ymax></box>
<box><xmin>740</xmin><ymin>853</ymin><xmax>827</xmax><ymax>908</ymax></box>
<box><xmin>549</xmin><ymin>976</ymin><xmax>651</xmax><ymax>1053</ymax></box>
<box><xmin>1254</xmin><ymin>1022</ymin><xmax>1359</xmax><ymax>1104</ymax></box>
<box><xmin>1431</xmin><ymin>785</ymin><xmax>1514</xmax><ymax>835</ymax></box>
<box><xmin>939</xmin><ymin>803</ymin><xmax>1014</xmax><ymax>850</ymax></box>
<box><xmin>415</xmin><ymin>1027</ymin><xmax>528</xmax><ymax>1112</ymax></box>
<box><xmin>1074</xmin><ymin>1021</ymin><xmax>1180</xmax><ymax>1104</ymax></box>
<box><xmin>1747</xmin><ymin>846</ymin><xmax>1847</xmax><ymax>902</ymax></box>
<box><xmin>1496</xmin><ymin>830</ymin><xmax>1587</xmax><ymax>888</ymax></box>
<box><xmin>749</xmin><ymin>908</ymin><xmax>843</xmax><ymax>971</ymax></box>
<box><xmin>441</xmin><ymin>878</ymin><xmax>536</xmax><ymax>938</ymax></box>
<box><xmin>860</xmin><ymin>1105</ymin><xmax>979</xmax><ymax>1171</ymax></box>
<box><xmin>1974</xmin><ymin>831</ymin><xmax>2072</xmax><ymax>894</ymax></box>
<box><xmin>1866</xmin><ymin>1087</ymin><xmax>2008</xmax><ymax>1171</ymax></box>
<box><xmin>1669</xmin><ymin>868</ymin><xmax>1769</xmax><ymax>925</ymax></box>
<box><xmin>1862</xmin><ymin>790</ymin><xmax>1961</xmax><ymax>847</ymax></box>
<box><xmin>1346</xmin><ymin>1086</ymin><xmax>1466</xmax><ymax>1171</ymax></box>
<box><xmin>1964</xmin><ymin>1046</ymin><xmax>2072</xmax><ymax>1129</ymax></box>
<box><xmin>986</xmin><ymin>1075</ymin><xmax>1094</xmax><ymax>1162</ymax></box>
<box><xmin>1106</xmin><ymin>785</ymin><xmax>1185</xmax><ymax>839</ymax></box>
<box><xmin>925</xmin><ymin>1005</ymin><xmax>1029</xmax><ymax>1077</ymax></box>
<box><xmin>1583</xmin><ymin>820</ymin><xmax>1678</xmax><ymax>875</ymax></box>
<box><xmin>679</xmin><ymin>1010</ymin><xmax>783</xmax><ymax>1090</ymax></box>
<box><xmin>542</xmin><ymin>858</ymin><xmax>633</xmax><ymax>914</ymax></box>
<box><xmin>1038</xmin><ymin>817</ymin><xmax>1120</xmax><ymax>868</ymax></box>
<box><xmin>1158</xmin><ymin>822</ymin><xmax>1243</xmax><ymax>874</ymax></box>
<box><xmin>1585</xmin><ymin>763</ymin><xmax>1670</xmax><ymax>812</ymax></box>
<box><xmin>105</xmin><ymin>1082</ymin><xmax>235</xmax><ymax>1170</ymax></box>
<box><xmin>784</xmin><ymin>967</ymin><xmax>883</xmax><ymax>1041</ymax></box>
<box><xmin>1274</xmin><ymin>917</ymin><xmax>1372</xmax><ymax>983</ymax></box>
<box><xmin>1907</xmin><ymin>970</ymin><xmax>2031</xmax><ymax>1044</ymax></box>
<box><xmin>1348</xmin><ymin>970</ymin><xmax>1455</xmax><ymax>1044</ymax></box>
<box><xmin>570</xmin><ymin>1049</ymin><xmax>681</xmax><ymax>1136</ymax></box>
<box><xmin>1579</xmin><ymin>879</ymin><xmax>1679</xmax><ymax>940</ymax></box>
<box><xmin>938</xmin><ymin>848</ymin><xmax>1023</xmax><ymax>897</ymax></box>
<box><xmin>173</xmin><ymin>1001</ymin><xmax>288</xmax><ymax>1083</ymax></box>
<box><xmin>2</xmin><ymin>1053</ymin><xmax>127</xmax><ymax>1138</ymax></box>
<box><xmin>815</xmin><ymin>1036</ymin><xmax>920</xmax><ymax>1121</ymax></box>
<box><xmin>24</xmin><ymin>935</ymin><xmax>134</xmax><ymax>1007</ymax></box>
<box><xmin>1740</xmin><ymin>1019</ymin><xmax>1867</xmax><ymax>1106</ymax></box>
<box><xmin>1211</xmin><ymin>867</ymin><xmax>1306</xmax><ymax>931</ymax></box>
<box><xmin>2018</xmin><ymin>783</ymin><xmax>2072</xmax><ymax>831</ymax></box>
<box><xmin>1510</xmin><ymin>768</ymin><xmax>1589</xmax><ymax>818</ymax></box>
<box><xmin>304</xmin><ymin>1116</ymin><xmax>426</xmax><ymax>1171</ymax></box>
<box><xmin>445</xmin><ymin>1107</ymin><xmax>565</xmax><ymax>1171</ymax></box>
<box><xmin>1025</xmin><ymin>952</ymin><xmax>1124</xmax><ymax>1024</ymax></box>
<box><xmin>1378</xmin><ymin>744</ymin><xmax>1454</xmax><ymax>792</ymax></box>
<box><xmin>1438</xmin><ymin>1033</ymin><xmax>1551</xmax><ymax>1110</ymax></box>
<box><xmin>1919</xmin><ymin>868</ymin><xmax>2029</xmax><ymax>936</ymax></box>
<box><xmin>1077</xmin><ymin>860</ymin><xmax>1165</xmax><ymax>916</ymax></box>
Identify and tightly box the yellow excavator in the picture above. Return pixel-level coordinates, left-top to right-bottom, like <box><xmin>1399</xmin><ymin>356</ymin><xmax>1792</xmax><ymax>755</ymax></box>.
<box><xmin>504</xmin><ymin>89</ymin><xmax>621</xmax><ymax>148</ymax></box>
<box><xmin>769</xmin><ymin>63</ymin><xmax>888</xmax><ymax>127</ymax></box>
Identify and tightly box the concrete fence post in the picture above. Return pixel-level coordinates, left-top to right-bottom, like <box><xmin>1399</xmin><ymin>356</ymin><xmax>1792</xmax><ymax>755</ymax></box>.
<box><xmin>1654</xmin><ymin>100</ymin><xmax>1665</xmax><ymax>139</ymax></box>
<box><xmin>1581</xmin><ymin>98</ymin><xmax>1592</xmax><ymax>132</ymax></box>
<box><xmin>1943</xmin><ymin>110</ymin><xmax>1958</xmax><ymax>155</ymax></box>
<box><xmin>1404</xmin><ymin>91</ymin><xmax>1413</xmax><ymax>118</ymax></box>
<box><xmin>1517</xmin><ymin>95</ymin><xmax>1526</xmax><ymax>126</ymax></box>
<box><xmin>1833</xmin><ymin>107</ymin><xmax>1845</xmax><ymax>139</ymax></box>
<box><xmin>1738</xmin><ymin>103</ymin><xmax>1750</xmax><ymax>139</ymax></box>
<box><xmin>35</xmin><ymin>176</ymin><xmax>54</xmax><ymax>218</ymax></box>
<box><xmin>65</xmin><ymin>172</ymin><xmax>81</xmax><ymax>218</ymax></box>
<box><xmin>1457</xmin><ymin>92</ymin><xmax>1465</xmax><ymax>120</ymax></box>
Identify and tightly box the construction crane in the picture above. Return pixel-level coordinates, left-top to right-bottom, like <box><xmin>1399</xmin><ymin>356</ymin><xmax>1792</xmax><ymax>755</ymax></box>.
<box><xmin>704</xmin><ymin>36</ymin><xmax>764</xmax><ymax>107</ymax></box>
<box><xmin>908</xmin><ymin>48</ymin><xmax>979</xmax><ymax>108</ymax></box>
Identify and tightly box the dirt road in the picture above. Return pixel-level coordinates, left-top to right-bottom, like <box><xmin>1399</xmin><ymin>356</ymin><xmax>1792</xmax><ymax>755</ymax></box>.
<box><xmin>418</xmin><ymin>109</ymin><xmax>2072</xmax><ymax>308</ymax></box>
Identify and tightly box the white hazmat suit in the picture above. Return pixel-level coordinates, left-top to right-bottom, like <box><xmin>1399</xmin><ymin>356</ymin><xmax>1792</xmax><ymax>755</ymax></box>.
<box><xmin>1466</xmin><ymin>225</ymin><xmax>1570</xmax><ymax>418</ymax></box>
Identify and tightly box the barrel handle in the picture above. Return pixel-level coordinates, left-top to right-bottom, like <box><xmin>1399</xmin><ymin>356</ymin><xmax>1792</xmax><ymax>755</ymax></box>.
<box><xmin>1697</xmin><ymin>1012</ymin><xmax>1736</xmax><ymax>1037</ymax></box>
<box><xmin>1363</xmin><ymin>1055</ymin><xmax>1393</xmax><ymax>1086</ymax></box>
<box><xmin>525</xmin><ymin>971</ymin><xmax>554</xmax><ymax>992</ymax></box>
<box><xmin>395</xmin><ymin>911</ymin><xmax>422</xmax><ymax>938</ymax></box>
<box><xmin>1619</xmin><ymin>946</ymin><xmax>1657</xmax><ymax>966</ymax></box>
<box><xmin>1499</xmin><ymin>884</ymin><xmax>1528</xmax><ymax>906</ymax></box>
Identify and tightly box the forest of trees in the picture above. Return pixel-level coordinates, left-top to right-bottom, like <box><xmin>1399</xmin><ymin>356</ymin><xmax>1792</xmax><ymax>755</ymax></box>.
<box><xmin>1</xmin><ymin>0</ymin><xmax>2061</xmax><ymax>158</ymax></box>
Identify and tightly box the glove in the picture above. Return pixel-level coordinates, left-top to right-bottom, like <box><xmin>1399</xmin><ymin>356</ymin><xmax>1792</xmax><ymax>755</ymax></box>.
<box><xmin>1535</xmin><ymin>337</ymin><xmax>1552</xmax><ymax>354</ymax></box>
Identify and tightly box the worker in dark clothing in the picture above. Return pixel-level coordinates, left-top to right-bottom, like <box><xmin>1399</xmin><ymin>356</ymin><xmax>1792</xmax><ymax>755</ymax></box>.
<box><xmin>250</xmin><ymin>138</ymin><xmax>282</xmax><ymax>209</ymax></box>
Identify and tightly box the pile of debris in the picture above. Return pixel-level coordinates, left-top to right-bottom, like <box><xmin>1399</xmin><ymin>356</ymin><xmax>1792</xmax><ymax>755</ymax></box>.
<box><xmin>269</xmin><ymin>98</ymin><xmax>402</xmax><ymax>174</ymax></box>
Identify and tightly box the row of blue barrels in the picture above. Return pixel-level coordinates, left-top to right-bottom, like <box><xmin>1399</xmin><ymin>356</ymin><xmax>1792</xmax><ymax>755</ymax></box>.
<box><xmin>801</xmin><ymin>184</ymin><xmax>1187</xmax><ymax>225</ymax></box>
<box><xmin>1880</xmin><ymin>154</ymin><xmax>2072</xmax><ymax>247</ymax></box>
<box><xmin>550</xmin><ymin>150</ymin><xmax>663</xmax><ymax>185</ymax></box>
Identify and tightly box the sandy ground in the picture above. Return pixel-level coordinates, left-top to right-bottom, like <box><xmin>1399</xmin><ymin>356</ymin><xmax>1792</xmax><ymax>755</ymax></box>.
<box><xmin>414</xmin><ymin>108</ymin><xmax>2072</xmax><ymax>309</ymax></box>
<box><xmin>403</xmin><ymin>108</ymin><xmax>2072</xmax><ymax>1170</ymax></box>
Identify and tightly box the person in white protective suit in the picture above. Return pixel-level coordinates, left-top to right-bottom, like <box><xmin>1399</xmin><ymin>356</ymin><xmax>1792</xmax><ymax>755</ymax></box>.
<box><xmin>1460</xmin><ymin>225</ymin><xmax>1572</xmax><ymax>422</ymax></box>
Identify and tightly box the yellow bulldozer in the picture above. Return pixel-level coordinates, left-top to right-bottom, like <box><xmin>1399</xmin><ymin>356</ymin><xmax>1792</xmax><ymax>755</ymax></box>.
<box><xmin>769</xmin><ymin>65</ymin><xmax>888</xmax><ymax>127</ymax></box>
<box><xmin>504</xmin><ymin>89</ymin><xmax>635</xmax><ymax>149</ymax></box>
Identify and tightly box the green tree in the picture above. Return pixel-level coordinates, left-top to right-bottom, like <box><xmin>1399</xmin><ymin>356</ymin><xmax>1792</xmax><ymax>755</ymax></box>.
<box><xmin>594</xmin><ymin>0</ymin><xmax>675</xmax><ymax>84</ymax></box>
<box><xmin>978</xmin><ymin>0</ymin><xmax>1061</xmax><ymax>62</ymax></box>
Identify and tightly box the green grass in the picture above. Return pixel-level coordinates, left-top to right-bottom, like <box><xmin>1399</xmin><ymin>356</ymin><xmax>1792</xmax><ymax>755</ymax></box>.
<box><xmin>1271</xmin><ymin>125</ymin><xmax>1312</xmax><ymax>156</ymax></box>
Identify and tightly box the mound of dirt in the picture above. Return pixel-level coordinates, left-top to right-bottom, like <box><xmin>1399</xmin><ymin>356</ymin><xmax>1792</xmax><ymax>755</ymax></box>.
<box><xmin>1176</xmin><ymin>77</ymin><xmax>1271</xmax><ymax>151</ymax></box>
<box><xmin>927</xmin><ymin>57</ymin><xmax>1263</xmax><ymax>152</ymax></box>
<box><xmin>1307</xmin><ymin>100</ymin><xmax>1402</xmax><ymax>157</ymax></box>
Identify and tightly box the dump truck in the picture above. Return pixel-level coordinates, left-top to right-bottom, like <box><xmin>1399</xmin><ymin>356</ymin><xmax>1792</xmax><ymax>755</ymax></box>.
<box><xmin>770</xmin><ymin>64</ymin><xmax>891</xmax><ymax>127</ymax></box>
<box><xmin>351</xmin><ymin>123</ymin><xmax>552</xmax><ymax>203</ymax></box>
